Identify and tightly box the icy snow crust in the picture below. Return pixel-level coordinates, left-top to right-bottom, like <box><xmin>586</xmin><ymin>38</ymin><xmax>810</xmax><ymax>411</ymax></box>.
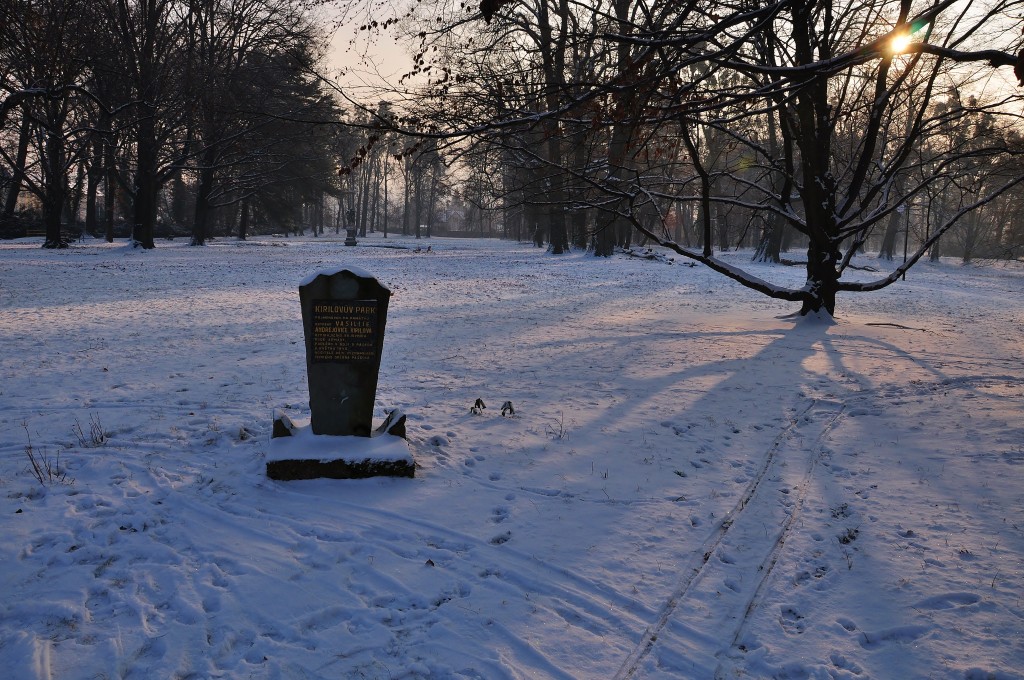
<box><xmin>1</xmin><ymin>234</ymin><xmax>1022</xmax><ymax>679</ymax></box>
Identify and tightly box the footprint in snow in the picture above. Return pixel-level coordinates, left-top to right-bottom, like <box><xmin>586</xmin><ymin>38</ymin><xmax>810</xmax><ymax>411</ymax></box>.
<box><xmin>133</xmin><ymin>635</ymin><xmax>169</xmax><ymax>664</ymax></box>
<box><xmin>837</xmin><ymin>617</ymin><xmax>857</xmax><ymax>632</ymax></box>
<box><xmin>201</xmin><ymin>591</ymin><xmax>222</xmax><ymax>614</ymax></box>
<box><xmin>913</xmin><ymin>592</ymin><xmax>980</xmax><ymax>610</ymax></box>
<box><xmin>858</xmin><ymin>624</ymin><xmax>928</xmax><ymax>649</ymax></box>
<box><xmin>780</xmin><ymin>606</ymin><xmax>806</xmax><ymax>634</ymax></box>
<box><xmin>829</xmin><ymin>653</ymin><xmax>863</xmax><ymax>674</ymax></box>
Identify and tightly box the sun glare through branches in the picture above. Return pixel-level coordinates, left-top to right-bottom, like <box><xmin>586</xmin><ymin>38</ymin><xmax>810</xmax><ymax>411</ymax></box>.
<box><xmin>890</xmin><ymin>32</ymin><xmax>913</xmax><ymax>53</ymax></box>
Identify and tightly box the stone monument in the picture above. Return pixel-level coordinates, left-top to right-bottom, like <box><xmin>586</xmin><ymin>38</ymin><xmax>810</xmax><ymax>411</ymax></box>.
<box><xmin>266</xmin><ymin>267</ymin><xmax>413</xmax><ymax>480</ymax></box>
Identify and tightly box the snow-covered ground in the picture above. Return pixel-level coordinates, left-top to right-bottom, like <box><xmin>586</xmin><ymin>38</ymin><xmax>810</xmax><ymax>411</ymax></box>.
<box><xmin>1</xmin><ymin>233</ymin><xmax>1022</xmax><ymax>680</ymax></box>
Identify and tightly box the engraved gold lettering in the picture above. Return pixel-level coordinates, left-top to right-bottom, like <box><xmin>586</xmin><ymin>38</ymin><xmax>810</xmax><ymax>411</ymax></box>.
<box><xmin>310</xmin><ymin>299</ymin><xmax>379</xmax><ymax>363</ymax></box>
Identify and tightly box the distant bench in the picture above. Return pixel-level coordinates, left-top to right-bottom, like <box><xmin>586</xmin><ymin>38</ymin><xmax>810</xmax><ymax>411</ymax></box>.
<box><xmin>22</xmin><ymin>228</ymin><xmax>85</xmax><ymax>240</ymax></box>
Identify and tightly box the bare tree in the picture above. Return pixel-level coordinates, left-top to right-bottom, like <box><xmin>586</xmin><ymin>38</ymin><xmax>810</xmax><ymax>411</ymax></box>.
<box><xmin>407</xmin><ymin>0</ymin><xmax>1024</xmax><ymax>315</ymax></box>
<box><xmin>0</xmin><ymin>0</ymin><xmax>99</xmax><ymax>247</ymax></box>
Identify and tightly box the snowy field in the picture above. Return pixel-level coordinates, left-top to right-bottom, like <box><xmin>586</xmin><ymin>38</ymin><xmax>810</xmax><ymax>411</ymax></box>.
<box><xmin>1</xmin><ymin>233</ymin><xmax>1022</xmax><ymax>680</ymax></box>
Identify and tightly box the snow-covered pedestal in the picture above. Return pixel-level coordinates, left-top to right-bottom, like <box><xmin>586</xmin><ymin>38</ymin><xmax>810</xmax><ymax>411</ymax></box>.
<box><xmin>266</xmin><ymin>413</ymin><xmax>413</xmax><ymax>480</ymax></box>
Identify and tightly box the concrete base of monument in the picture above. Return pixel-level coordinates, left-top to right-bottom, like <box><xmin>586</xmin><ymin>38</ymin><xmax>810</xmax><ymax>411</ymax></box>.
<box><xmin>266</xmin><ymin>413</ymin><xmax>414</xmax><ymax>481</ymax></box>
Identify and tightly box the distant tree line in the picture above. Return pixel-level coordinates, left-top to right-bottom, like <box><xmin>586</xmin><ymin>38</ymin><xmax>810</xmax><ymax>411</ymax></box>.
<box><xmin>339</xmin><ymin>103</ymin><xmax>453</xmax><ymax>240</ymax></box>
<box><xmin>0</xmin><ymin>0</ymin><xmax>358</xmax><ymax>248</ymax></box>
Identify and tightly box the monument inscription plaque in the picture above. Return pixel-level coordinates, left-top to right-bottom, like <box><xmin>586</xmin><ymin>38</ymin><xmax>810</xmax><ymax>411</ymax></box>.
<box><xmin>311</xmin><ymin>300</ymin><xmax>378</xmax><ymax>363</ymax></box>
<box><xmin>299</xmin><ymin>269</ymin><xmax>390</xmax><ymax>437</ymax></box>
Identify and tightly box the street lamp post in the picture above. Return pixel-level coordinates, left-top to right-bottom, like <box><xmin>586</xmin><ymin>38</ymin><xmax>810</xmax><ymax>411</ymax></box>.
<box><xmin>342</xmin><ymin>185</ymin><xmax>358</xmax><ymax>246</ymax></box>
<box><xmin>345</xmin><ymin>206</ymin><xmax>357</xmax><ymax>246</ymax></box>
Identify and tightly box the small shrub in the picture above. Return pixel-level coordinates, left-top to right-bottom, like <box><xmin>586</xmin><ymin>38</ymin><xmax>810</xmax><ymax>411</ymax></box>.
<box><xmin>546</xmin><ymin>411</ymin><xmax>568</xmax><ymax>439</ymax></box>
<box><xmin>72</xmin><ymin>413</ymin><xmax>108</xmax><ymax>448</ymax></box>
<box><xmin>23</xmin><ymin>423</ymin><xmax>72</xmax><ymax>486</ymax></box>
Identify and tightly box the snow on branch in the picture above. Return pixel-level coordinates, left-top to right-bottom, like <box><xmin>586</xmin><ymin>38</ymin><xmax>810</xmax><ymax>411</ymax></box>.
<box><xmin>0</xmin><ymin>89</ymin><xmax>47</xmax><ymax>127</ymax></box>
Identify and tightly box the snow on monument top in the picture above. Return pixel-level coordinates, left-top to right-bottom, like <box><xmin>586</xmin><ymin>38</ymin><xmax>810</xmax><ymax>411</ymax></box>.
<box><xmin>299</xmin><ymin>266</ymin><xmax>388</xmax><ymax>290</ymax></box>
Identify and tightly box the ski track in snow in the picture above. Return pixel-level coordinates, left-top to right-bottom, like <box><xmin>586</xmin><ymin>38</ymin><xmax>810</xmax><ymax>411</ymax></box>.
<box><xmin>1</xmin><ymin>235</ymin><xmax>1022</xmax><ymax>679</ymax></box>
<box><xmin>613</xmin><ymin>399</ymin><xmax>848</xmax><ymax>680</ymax></box>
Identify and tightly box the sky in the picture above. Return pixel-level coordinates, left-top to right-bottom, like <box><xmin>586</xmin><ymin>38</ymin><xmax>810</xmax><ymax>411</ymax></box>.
<box><xmin>324</xmin><ymin>1</ymin><xmax>418</xmax><ymax>94</ymax></box>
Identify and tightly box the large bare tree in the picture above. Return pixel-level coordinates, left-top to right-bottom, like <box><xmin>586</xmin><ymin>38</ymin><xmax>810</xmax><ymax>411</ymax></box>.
<box><xmin>398</xmin><ymin>0</ymin><xmax>1024</xmax><ymax>314</ymax></box>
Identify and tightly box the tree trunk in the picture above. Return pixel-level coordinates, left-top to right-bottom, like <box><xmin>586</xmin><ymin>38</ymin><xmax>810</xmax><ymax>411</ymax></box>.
<box><xmin>426</xmin><ymin>172</ymin><xmax>437</xmax><ymax>238</ymax></box>
<box><xmin>402</xmin><ymin>158</ymin><xmax>411</xmax><ymax>236</ymax></box>
<box><xmin>85</xmin><ymin>142</ymin><xmax>103</xmax><ymax>237</ymax></box>
<box><xmin>753</xmin><ymin>111</ymin><xmax>785</xmax><ymax>263</ymax></box>
<box><xmin>545</xmin><ymin>136</ymin><xmax>569</xmax><ymax>253</ymax></box>
<box><xmin>103</xmin><ymin>142</ymin><xmax>116</xmax><ymax>243</ymax></box>
<box><xmin>879</xmin><ymin>174</ymin><xmax>909</xmax><ymax>260</ymax></box>
<box><xmin>754</xmin><ymin>218</ymin><xmax>785</xmax><ymax>263</ymax></box>
<box><xmin>699</xmin><ymin>177</ymin><xmax>713</xmax><ymax>257</ymax></box>
<box><xmin>675</xmin><ymin>201</ymin><xmax>686</xmax><ymax>244</ymax></box>
<box><xmin>170</xmin><ymin>171</ymin><xmax>190</xmax><ymax>227</ymax></box>
<box><xmin>369</xmin><ymin>158</ymin><xmax>381</xmax><ymax>234</ymax></box>
<box><xmin>571</xmin><ymin>206</ymin><xmax>587</xmax><ymax>249</ymax></box>
<box><xmin>717</xmin><ymin>209</ymin><xmax>729</xmax><ymax>252</ymax></box>
<box><xmin>792</xmin><ymin>0</ymin><xmax>838</xmax><ymax>316</ymax></box>
<box><xmin>781</xmin><ymin>223</ymin><xmax>794</xmax><ymax>253</ymax></box>
<box><xmin>382</xmin><ymin>157</ymin><xmax>389</xmax><ymax>238</ymax></box>
<box><xmin>359</xmin><ymin>167</ymin><xmax>370</xmax><ymax>237</ymax></box>
<box><xmin>66</xmin><ymin>161</ymin><xmax>86</xmax><ymax>231</ymax></box>
<box><xmin>191</xmin><ymin>148</ymin><xmax>217</xmax><ymax>246</ymax></box>
<box><xmin>3</xmin><ymin>111</ymin><xmax>31</xmax><ymax>220</ymax></box>
<box><xmin>595</xmin><ymin>0</ymin><xmax>635</xmax><ymax>259</ymax></box>
<box><xmin>800</xmin><ymin>242</ymin><xmax>840</xmax><ymax>315</ymax></box>
<box><xmin>133</xmin><ymin>112</ymin><xmax>159</xmax><ymax>248</ymax></box>
<box><xmin>530</xmin><ymin>0</ymin><xmax>570</xmax><ymax>254</ymax></box>
<box><xmin>961</xmin><ymin>209</ymin><xmax>981</xmax><ymax>263</ymax></box>
<box><xmin>413</xmin><ymin>163</ymin><xmax>422</xmax><ymax>239</ymax></box>
<box><xmin>878</xmin><ymin>208</ymin><xmax>901</xmax><ymax>260</ymax></box>
<box><xmin>42</xmin><ymin>109</ymin><xmax>68</xmax><ymax>249</ymax></box>
<box><xmin>236</xmin><ymin>199</ymin><xmax>249</xmax><ymax>240</ymax></box>
<box><xmin>530</xmin><ymin>196</ymin><xmax>544</xmax><ymax>247</ymax></box>
<box><xmin>681</xmin><ymin>124</ymin><xmax>714</xmax><ymax>257</ymax></box>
